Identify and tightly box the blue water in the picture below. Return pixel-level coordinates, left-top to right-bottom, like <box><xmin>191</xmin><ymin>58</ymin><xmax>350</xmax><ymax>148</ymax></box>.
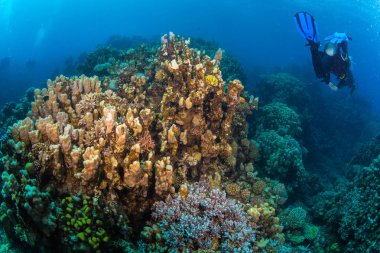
<box><xmin>2</xmin><ymin>1</ymin><xmax>380</xmax><ymax>252</ymax></box>
<box><xmin>1</xmin><ymin>0</ymin><xmax>380</xmax><ymax>110</ymax></box>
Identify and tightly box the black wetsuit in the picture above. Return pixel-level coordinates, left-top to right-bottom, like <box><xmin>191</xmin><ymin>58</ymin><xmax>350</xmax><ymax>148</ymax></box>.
<box><xmin>310</xmin><ymin>41</ymin><xmax>356</xmax><ymax>93</ymax></box>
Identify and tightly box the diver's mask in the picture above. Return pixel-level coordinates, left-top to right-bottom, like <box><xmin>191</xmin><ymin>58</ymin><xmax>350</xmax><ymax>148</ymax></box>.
<box><xmin>325</xmin><ymin>42</ymin><xmax>338</xmax><ymax>56</ymax></box>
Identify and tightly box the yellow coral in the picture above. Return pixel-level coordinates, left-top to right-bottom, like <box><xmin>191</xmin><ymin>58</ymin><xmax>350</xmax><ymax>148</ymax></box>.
<box><xmin>205</xmin><ymin>74</ymin><xmax>219</xmax><ymax>86</ymax></box>
<box><xmin>247</xmin><ymin>207</ymin><xmax>260</xmax><ymax>222</ymax></box>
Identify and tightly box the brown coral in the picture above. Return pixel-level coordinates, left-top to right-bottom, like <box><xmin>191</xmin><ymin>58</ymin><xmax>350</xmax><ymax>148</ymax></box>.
<box><xmin>225</xmin><ymin>183</ymin><xmax>241</xmax><ymax>197</ymax></box>
<box><xmin>8</xmin><ymin>34</ymin><xmax>248</xmax><ymax>223</ymax></box>
<box><xmin>252</xmin><ymin>180</ymin><xmax>267</xmax><ymax>195</ymax></box>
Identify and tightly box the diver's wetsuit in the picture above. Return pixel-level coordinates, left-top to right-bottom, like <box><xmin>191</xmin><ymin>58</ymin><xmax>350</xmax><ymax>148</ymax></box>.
<box><xmin>310</xmin><ymin>41</ymin><xmax>356</xmax><ymax>93</ymax></box>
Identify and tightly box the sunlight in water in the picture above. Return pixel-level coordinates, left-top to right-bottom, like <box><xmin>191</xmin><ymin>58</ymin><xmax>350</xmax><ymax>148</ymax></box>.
<box><xmin>0</xmin><ymin>0</ymin><xmax>13</xmax><ymax>32</ymax></box>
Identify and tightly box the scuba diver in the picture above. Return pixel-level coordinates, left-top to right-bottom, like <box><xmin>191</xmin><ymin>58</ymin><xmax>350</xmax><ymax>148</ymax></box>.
<box><xmin>294</xmin><ymin>12</ymin><xmax>356</xmax><ymax>94</ymax></box>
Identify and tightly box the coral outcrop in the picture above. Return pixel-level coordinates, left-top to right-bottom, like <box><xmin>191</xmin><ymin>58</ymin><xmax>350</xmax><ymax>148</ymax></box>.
<box><xmin>0</xmin><ymin>34</ymin><xmax>259</xmax><ymax>251</ymax></box>
<box><xmin>222</xmin><ymin>163</ymin><xmax>288</xmax><ymax>252</ymax></box>
<box><xmin>0</xmin><ymin>88</ymin><xmax>35</xmax><ymax>138</ymax></box>
<box><xmin>255</xmin><ymin>130</ymin><xmax>305</xmax><ymax>191</ymax></box>
<box><xmin>253</xmin><ymin>101</ymin><xmax>305</xmax><ymax>192</ymax></box>
<box><xmin>280</xmin><ymin>206</ymin><xmax>319</xmax><ymax>246</ymax></box>
<box><xmin>255</xmin><ymin>73</ymin><xmax>309</xmax><ymax>109</ymax></box>
<box><xmin>257</xmin><ymin>102</ymin><xmax>302</xmax><ymax>138</ymax></box>
<box><xmin>9</xmin><ymin>34</ymin><xmax>247</xmax><ymax>214</ymax></box>
<box><xmin>311</xmin><ymin>154</ymin><xmax>380</xmax><ymax>252</ymax></box>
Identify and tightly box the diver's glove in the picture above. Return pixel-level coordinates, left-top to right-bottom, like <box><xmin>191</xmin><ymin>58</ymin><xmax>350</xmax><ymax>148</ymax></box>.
<box><xmin>328</xmin><ymin>82</ymin><xmax>338</xmax><ymax>91</ymax></box>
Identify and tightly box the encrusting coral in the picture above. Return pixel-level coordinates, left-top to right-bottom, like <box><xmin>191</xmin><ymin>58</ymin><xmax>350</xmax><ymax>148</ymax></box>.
<box><xmin>0</xmin><ymin>34</ymin><xmax>261</xmax><ymax>251</ymax></box>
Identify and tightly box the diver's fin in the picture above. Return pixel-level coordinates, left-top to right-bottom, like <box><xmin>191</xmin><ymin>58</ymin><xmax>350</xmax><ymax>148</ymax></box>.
<box><xmin>294</xmin><ymin>12</ymin><xmax>319</xmax><ymax>43</ymax></box>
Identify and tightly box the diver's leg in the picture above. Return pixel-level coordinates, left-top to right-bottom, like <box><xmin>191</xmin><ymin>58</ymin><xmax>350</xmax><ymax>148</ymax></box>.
<box><xmin>310</xmin><ymin>43</ymin><xmax>324</xmax><ymax>78</ymax></box>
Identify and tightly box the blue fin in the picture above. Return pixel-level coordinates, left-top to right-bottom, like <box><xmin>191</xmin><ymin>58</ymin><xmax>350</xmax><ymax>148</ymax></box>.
<box><xmin>294</xmin><ymin>12</ymin><xmax>319</xmax><ymax>43</ymax></box>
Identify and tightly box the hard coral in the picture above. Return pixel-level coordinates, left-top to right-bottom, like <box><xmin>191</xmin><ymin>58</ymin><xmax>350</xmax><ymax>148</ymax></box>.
<box><xmin>0</xmin><ymin>33</ymin><xmax>252</xmax><ymax>251</ymax></box>
<box><xmin>222</xmin><ymin>169</ymin><xmax>288</xmax><ymax>252</ymax></box>
<box><xmin>58</xmin><ymin>195</ymin><xmax>109</xmax><ymax>252</ymax></box>
<box><xmin>0</xmin><ymin>168</ymin><xmax>57</xmax><ymax>249</ymax></box>
<box><xmin>257</xmin><ymin>102</ymin><xmax>302</xmax><ymax>138</ymax></box>
<box><xmin>312</xmin><ymin>154</ymin><xmax>380</xmax><ymax>252</ymax></box>
<box><xmin>147</xmin><ymin>182</ymin><xmax>256</xmax><ymax>252</ymax></box>
<box><xmin>256</xmin><ymin>130</ymin><xmax>305</xmax><ymax>191</ymax></box>
<box><xmin>256</xmin><ymin>73</ymin><xmax>309</xmax><ymax>108</ymax></box>
<box><xmin>279</xmin><ymin>206</ymin><xmax>319</xmax><ymax>248</ymax></box>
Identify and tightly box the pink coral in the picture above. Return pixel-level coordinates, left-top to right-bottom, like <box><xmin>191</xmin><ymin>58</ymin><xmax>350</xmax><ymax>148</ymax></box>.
<box><xmin>151</xmin><ymin>182</ymin><xmax>256</xmax><ymax>252</ymax></box>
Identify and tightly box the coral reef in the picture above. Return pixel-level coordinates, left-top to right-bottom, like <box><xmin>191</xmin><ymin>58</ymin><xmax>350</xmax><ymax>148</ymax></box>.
<box><xmin>222</xmin><ymin>163</ymin><xmax>288</xmax><ymax>252</ymax></box>
<box><xmin>251</xmin><ymin>88</ymin><xmax>307</xmax><ymax>194</ymax></box>
<box><xmin>255</xmin><ymin>72</ymin><xmax>380</xmax><ymax>175</ymax></box>
<box><xmin>0</xmin><ymin>168</ymin><xmax>57</xmax><ymax>249</ymax></box>
<box><xmin>280</xmin><ymin>207</ymin><xmax>319</xmax><ymax>246</ymax></box>
<box><xmin>311</xmin><ymin>154</ymin><xmax>380</xmax><ymax>252</ymax></box>
<box><xmin>252</xmin><ymin>71</ymin><xmax>380</xmax><ymax>252</ymax></box>
<box><xmin>77</xmin><ymin>36</ymin><xmax>247</xmax><ymax>85</ymax></box>
<box><xmin>0</xmin><ymin>88</ymin><xmax>35</xmax><ymax>135</ymax></box>
<box><xmin>350</xmin><ymin>133</ymin><xmax>380</xmax><ymax>166</ymax></box>
<box><xmin>0</xmin><ymin>34</ymin><xmax>259</xmax><ymax>251</ymax></box>
<box><xmin>77</xmin><ymin>45</ymin><xmax>156</xmax><ymax>78</ymax></box>
<box><xmin>255</xmin><ymin>73</ymin><xmax>309</xmax><ymax>110</ymax></box>
<box><xmin>186</xmin><ymin>37</ymin><xmax>247</xmax><ymax>83</ymax></box>
<box><xmin>255</xmin><ymin>130</ymin><xmax>305</xmax><ymax>191</ymax></box>
<box><xmin>257</xmin><ymin>102</ymin><xmax>302</xmax><ymax>138</ymax></box>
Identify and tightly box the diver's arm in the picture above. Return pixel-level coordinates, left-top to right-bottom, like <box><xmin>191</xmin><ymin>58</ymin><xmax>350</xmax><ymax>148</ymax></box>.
<box><xmin>320</xmin><ymin>53</ymin><xmax>333</xmax><ymax>84</ymax></box>
<box><xmin>324</xmin><ymin>72</ymin><xmax>338</xmax><ymax>91</ymax></box>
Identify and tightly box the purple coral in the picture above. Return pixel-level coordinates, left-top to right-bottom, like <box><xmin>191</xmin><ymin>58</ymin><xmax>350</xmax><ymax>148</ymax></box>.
<box><xmin>152</xmin><ymin>182</ymin><xmax>255</xmax><ymax>252</ymax></box>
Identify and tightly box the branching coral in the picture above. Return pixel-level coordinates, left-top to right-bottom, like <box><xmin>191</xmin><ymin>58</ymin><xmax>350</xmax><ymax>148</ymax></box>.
<box><xmin>144</xmin><ymin>182</ymin><xmax>256</xmax><ymax>252</ymax></box>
